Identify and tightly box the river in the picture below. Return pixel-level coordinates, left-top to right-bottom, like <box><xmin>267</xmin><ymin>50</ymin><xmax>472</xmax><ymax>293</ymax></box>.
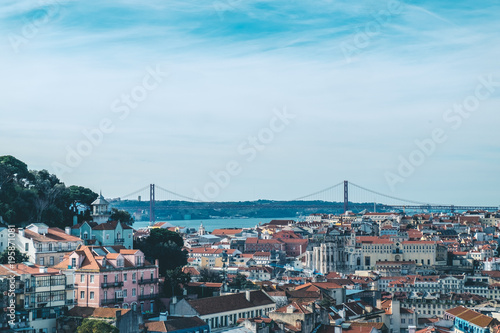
<box><xmin>132</xmin><ymin>217</ymin><xmax>298</xmax><ymax>232</ymax></box>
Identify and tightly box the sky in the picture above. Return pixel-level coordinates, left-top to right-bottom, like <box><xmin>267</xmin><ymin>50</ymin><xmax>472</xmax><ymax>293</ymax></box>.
<box><xmin>0</xmin><ymin>0</ymin><xmax>499</xmax><ymax>205</ymax></box>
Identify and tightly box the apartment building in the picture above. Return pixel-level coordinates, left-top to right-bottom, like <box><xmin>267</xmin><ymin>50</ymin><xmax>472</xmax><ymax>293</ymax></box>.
<box><xmin>11</xmin><ymin>223</ymin><xmax>83</xmax><ymax>267</ymax></box>
<box><xmin>55</xmin><ymin>245</ymin><xmax>159</xmax><ymax>313</ymax></box>
<box><xmin>0</xmin><ymin>263</ymin><xmax>74</xmax><ymax>333</ymax></box>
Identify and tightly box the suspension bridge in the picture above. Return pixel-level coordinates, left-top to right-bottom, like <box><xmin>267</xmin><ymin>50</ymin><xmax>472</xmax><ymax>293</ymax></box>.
<box><xmin>113</xmin><ymin>181</ymin><xmax>498</xmax><ymax>223</ymax></box>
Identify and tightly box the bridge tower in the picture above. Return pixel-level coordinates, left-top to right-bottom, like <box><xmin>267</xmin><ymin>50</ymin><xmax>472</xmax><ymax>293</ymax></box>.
<box><xmin>149</xmin><ymin>184</ymin><xmax>156</xmax><ymax>225</ymax></box>
<box><xmin>344</xmin><ymin>180</ymin><xmax>348</xmax><ymax>214</ymax></box>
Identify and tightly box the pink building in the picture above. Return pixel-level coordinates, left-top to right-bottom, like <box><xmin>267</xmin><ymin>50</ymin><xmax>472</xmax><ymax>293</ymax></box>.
<box><xmin>55</xmin><ymin>245</ymin><xmax>159</xmax><ymax>313</ymax></box>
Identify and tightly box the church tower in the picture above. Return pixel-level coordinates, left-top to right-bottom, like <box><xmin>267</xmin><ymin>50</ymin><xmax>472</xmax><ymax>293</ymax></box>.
<box><xmin>91</xmin><ymin>192</ymin><xmax>111</xmax><ymax>224</ymax></box>
<box><xmin>198</xmin><ymin>222</ymin><xmax>206</xmax><ymax>236</ymax></box>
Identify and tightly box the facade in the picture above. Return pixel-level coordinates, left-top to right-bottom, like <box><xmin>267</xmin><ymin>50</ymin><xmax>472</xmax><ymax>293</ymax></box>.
<box><xmin>13</xmin><ymin>223</ymin><xmax>83</xmax><ymax>266</ymax></box>
<box><xmin>54</xmin><ymin>245</ymin><xmax>159</xmax><ymax>313</ymax></box>
<box><xmin>169</xmin><ymin>291</ymin><xmax>276</xmax><ymax>330</ymax></box>
<box><xmin>71</xmin><ymin>220</ymin><xmax>134</xmax><ymax>249</ymax></box>
<box><xmin>305</xmin><ymin>240</ymin><xmax>345</xmax><ymax>274</ymax></box>
<box><xmin>245</xmin><ymin>238</ymin><xmax>285</xmax><ymax>253</ymax></box>
<box><xmin>444</xmin><ymin>306</ymin><xmax>499</xmax><ymax>333</ymax></box>
<box><xmin>0</xmin><ymin>263</ymin><xmax>74</xmax><ymax>333</ymax></box>
<box><xmin>269</xmin><ymin>301</ymin><xmax>330</xmax><ymax>333</ymax></box>
<box><xmin>91</xmin><ymin>192</ymin><xmax>112</xmax><ymax>224</ymax></box>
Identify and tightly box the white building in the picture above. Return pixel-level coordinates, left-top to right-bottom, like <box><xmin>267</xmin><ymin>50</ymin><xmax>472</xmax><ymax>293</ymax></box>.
<box><xmin>14</xmin><ymin>223</ymin><xmax>83</xmax><ymax>266</ymax></box>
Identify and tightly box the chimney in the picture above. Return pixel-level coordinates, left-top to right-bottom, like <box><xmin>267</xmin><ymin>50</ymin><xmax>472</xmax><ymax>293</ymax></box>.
<box><xmin>39</xmin><ymin>266</ymin><xmax>47</xmax><ymax>273</ymax></box>
<box><xmin>245</xmin><ymin>290</ymin><xmax>251</xmax><ymax>302</ymax></box>
<box><xmin>159</xmin><ymin>312</ymin><xmax>168</xmax><ymax>321</ymax></box>
<box><xmin>408</xmin><ymin>326</ymin><xmax>416</xmax><ymax>333</ymax></box>
<box><xmin>73</xmin><ymin>216</ymin><xmax>78</xmax><ymax>226</ymax></box>
<box><xmin>65</xmin><ymin>227</ymin><xmax>71</xmax><ymax>235</ymax></box>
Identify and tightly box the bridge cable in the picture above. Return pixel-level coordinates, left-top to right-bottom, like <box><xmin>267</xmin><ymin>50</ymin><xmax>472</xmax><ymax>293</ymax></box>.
<box><xmin>292</xmin><ymin>182</ymin><xmax>344</xmax><ymax>201</ymax></box>
<box><xmin>349</xmin><ymin>182</ymin><xmax>440</xmax><ymax>206</ymax></box>
<box><xmin>154</xmin><ymin>185</ymin><xmax>207</xmax><ymax>203</ymax></box>
<box><xmin>120</xmin><ymin>185</ymin><xmax>150</xmax><ymax>200</ymax></box>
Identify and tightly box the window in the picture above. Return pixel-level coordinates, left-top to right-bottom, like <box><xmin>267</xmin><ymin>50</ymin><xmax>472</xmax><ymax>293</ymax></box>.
<box><xmin>59</xmin><ymin>256</ymin><xmax>64</xmax><ymax>263</ymax></box>
<box><xmin>90</xmin><ymin>292</ymin><xmax>94</xmax><ymax>300</ymax></box>
<box><xmin>115</xmin><ymin>274</ymin><xmax>119</xmax><ymax>282</ymax></box>
<box><xmin>48</xmin><ymin>243</ymin><xmax>52</xmax><ymax>251</ymax></box>
<box><xmin>106</xmin><ymin>234</ymin><xmax>109</xmax><ymax>240</ymax></box>
<box><xmin>132</xmin><ymin>273</ymin><xmax>136</xmax><ymax>282</ymax></box>
<box><xmin>151</xmin><ymin>270</ymin><xmax>154</xmax><ymax>279</ymax></box>
<box><xmin>83</xmin><ymin>232</ymin><xmax>88</xmax><ymax>240</ymax></box>
<box><xmin>124</xmin><ymin>273</ymin><xmax>127</xmax><ymax>281</ymax></box>
<box><xmin>80</xmin><ymin>291</ymin><xmax>85</xmax><ymax>299</ymax></box>
<box><xmin>90</xmin><ymin>275</ymin><xmax>94</xmax><ymax>283</ymax></box>
<box><xmin>81</xmin><ymin>274</ymin><xmax>85</xmax><ymax>283</ymax></box>
<box><xmin>132</xmin><ymin>288</ymin><xmax>136</xmax><ymax>296</ymax></box>
<box><xmin>104</xmin><ymin>275</ymin><xmax>108</xmax><ymax>283</ymax></box>
<box><xmin>104</xmin><ymin>291</ymin><xmax>107</xmax><ymax>300</ymax></box>
<box><xmin>150</xmin><ymin>301</ymin><xmax>154</xmax><ymax>313</ymax></box>
<box><xmin>49</xmin><ymin>256</ymin><xmax>54</xmax><ymax>266</ymax></box>
<box><xmin>123</xmin><ymin>289</ymin><xmax>127</xmax><ymax>297</ymax></box>
<box><xmin>39</xmin><ymin>257</ymin><xmax>44</xmax><ymax>265</ymax></box>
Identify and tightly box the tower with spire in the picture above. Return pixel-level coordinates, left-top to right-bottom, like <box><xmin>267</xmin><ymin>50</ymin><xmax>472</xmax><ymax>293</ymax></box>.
<box><xmin>198</xmin><ymin>222</ymin><xmax>206</xmax><ymax>236</ymax></box>
<box><xmin>91</xmin><ymin>191</ymin><xmax>111</xmax><ymax>224</ymax></box>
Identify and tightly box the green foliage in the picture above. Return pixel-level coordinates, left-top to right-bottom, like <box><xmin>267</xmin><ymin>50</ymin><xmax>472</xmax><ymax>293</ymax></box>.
<box><xmin>0</xmin><ymin>247</ymin><xmax>29</xmax><ymax>264</ymax></box>
<box><xmin>77</xmin><ymin>319</ymin><xmax>118</xmax><ymax>333</ymax></box>
<box><xmin>0</xmin><ymin>155</ymin><xmax>97</xmax><ymax>228</ymax></box>
<box><xmin>229</xmin><ymin>273</ymin><xmax>252</xmax><ymax>289</ymax></box>
<box><xmin>163</xmin><ymin>267</ymin><xmax>191</xmax><ymax>297</ymax></box>
<box><xmin>134</xmin><ymin>229</ymin><xmax>187</xmax><ymax>276</ymax></box>
<box><xmin>110</xmin><ymin>208</ymin><xmax>134</xmax><ymax>225</ymax></box>
<box><xmin>199</xmin><ymin>268</ymin><xmax>223</xmax><ymax>283</ymax></box>
<box><xmin>318</xmin><ymin>298</ymin><xmax>333</xmax><ymax>308</ymax></box>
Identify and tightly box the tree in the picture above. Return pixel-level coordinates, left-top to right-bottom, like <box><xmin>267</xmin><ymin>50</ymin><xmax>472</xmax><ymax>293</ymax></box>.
<box><xmin>0</xmin><ymin>248</ymin><xmax>29</xmax><ymax>264</ymax></box>
<box><xmin>110</xmin><ymin>208</ymin><xmax>134</xmax><ymax>225</ymax></box>
<box><xmin>134</xmin><ymin>229</ymin><xmax>187</xmax><ymax>276</ymax></box>
<box><xmin>0</xmin><ymin>155</ymin><xmax>97</xmax><ymax>228</ymax></box>
<box><xmin>163</xmin><ymin>267</ymin><xmax>191</xmax><ymax>297</ymax></box>
<box><xmin>229</xmin><ymin>273</ymin><xmax>249</xmax><ymax>289</ymax></box>
<box><xmin>199</xmin><ymin>268</ymin><xmax>223</xmax><ymax>283</ymax></box>
<box><xmin>77</xmin><ymin>319</ymin><xmax>118</xmax><ymax>333</ymax></box>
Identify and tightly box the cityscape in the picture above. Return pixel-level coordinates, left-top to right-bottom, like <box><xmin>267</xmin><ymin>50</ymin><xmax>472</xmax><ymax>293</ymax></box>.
<box><xmin>1</xmin><ymin>0</ymin><xmax>499</xmax><ymax>333</ymax></box>
<box><xmin>1</xmin><ymin>156</ymin><xmax>500</xmax><ymax>333</ymax></box>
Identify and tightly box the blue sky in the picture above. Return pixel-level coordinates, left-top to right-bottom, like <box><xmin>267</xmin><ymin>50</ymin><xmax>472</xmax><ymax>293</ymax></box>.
<box><xmin>1</xmin><ymin>0</ymin><xmax>499</xmax><ymax>205</ymax></box>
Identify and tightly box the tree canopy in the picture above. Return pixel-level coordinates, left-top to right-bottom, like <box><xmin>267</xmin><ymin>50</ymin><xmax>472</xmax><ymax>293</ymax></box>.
<box><xmin>76</xmin><ymin>319</ymin><xmax>118</xmax><ymax>333</ymax></box>
<box><xmin>0</xmin><ymin>248</ymin><xmax>29</xmax><ymax>264</ymax></box>
<box><xmin>134</xmin><ymin>228</ymin><xmax>187</xmax><ymax>276</ymax></box>
<box><xmin>0</xmin><ymin>155</ymin><xmax>97</xmax><ymax>228</ymax></box>
<box><xmin>110</xmin><ymin>208</ymin><xmax>134</xmax><ymax>225</ymax></box>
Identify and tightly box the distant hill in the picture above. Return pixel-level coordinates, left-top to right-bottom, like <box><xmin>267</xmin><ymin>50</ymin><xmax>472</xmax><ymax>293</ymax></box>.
<box><xmin>110</xmin><ymin>199</ymin><xmax>385</xmax><ymax>221</ymax></box>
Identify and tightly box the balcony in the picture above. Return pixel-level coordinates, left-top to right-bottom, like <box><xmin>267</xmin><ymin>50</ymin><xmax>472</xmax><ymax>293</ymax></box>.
<box><xmin>138</xmin><ymin>293</ymin><xmax>158</xmax><ymax>300</ymax></box>
<box><xmin>66</xmin><ymin>299</ymin><xmax>75</xmax><ymax>305</ymax></box>
<box><xmin>66</xmin><ymin>284</ymin><xmax>74</xmax><ymax>289</ymax></box>
<box><xmin>138</xmin><ymin>278</ymin><xmax>159</xmax><ymax>285</ymax></box>
<box><xmin>115</xmin><ymin>238</ymin><xmax>125</xmax><ymax>244</ymax></box>
<box><xmin>101</xmin><ymin>297</ymin><xmax>124</xmax><ymax>306</ymax></box>
<box><xmin>101</xmin><ymin>281</ymin><xmax>124</xmax><ymax>288</ymax></box>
